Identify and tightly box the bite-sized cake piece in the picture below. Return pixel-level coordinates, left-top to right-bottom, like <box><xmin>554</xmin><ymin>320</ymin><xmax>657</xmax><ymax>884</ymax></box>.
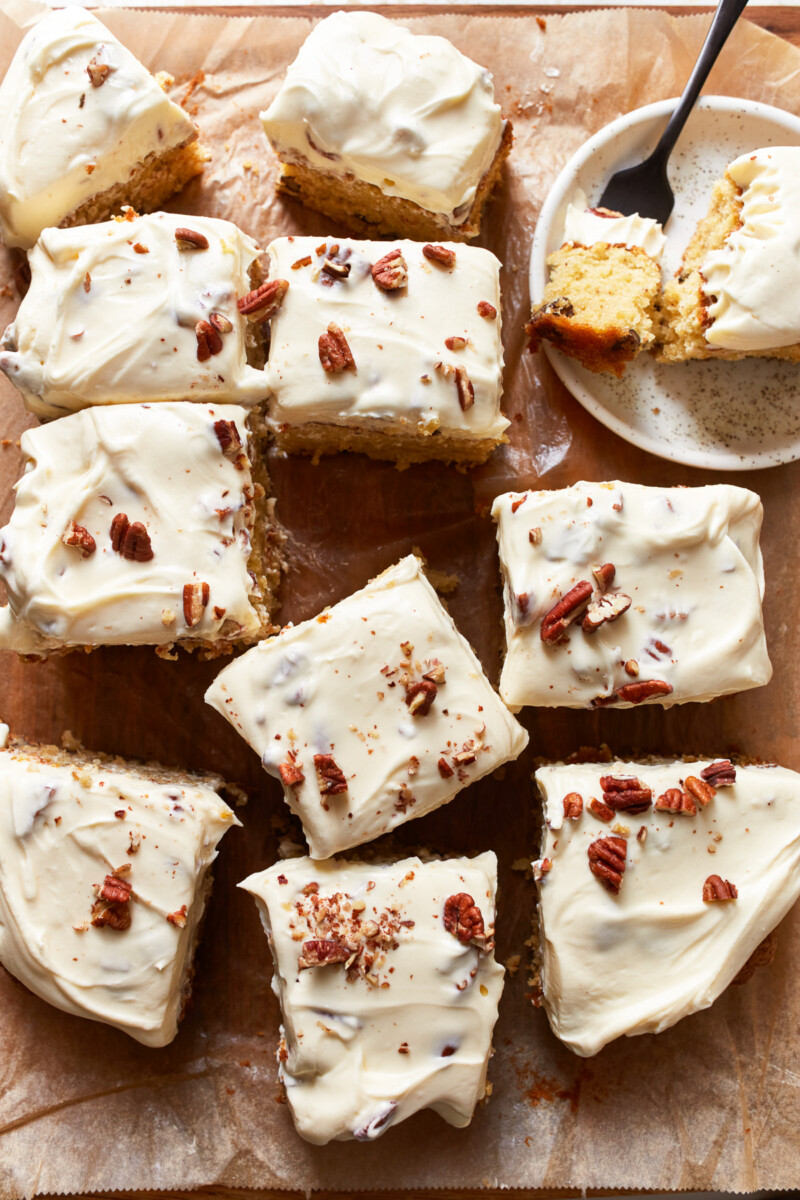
<box><xmin>0</xmin><ymin>403</ymin><xmax>281</xmax><ymax>658</ymax></box>
<box><xmin>528</xmin><ymin>190</ymin><xmax>665</xmax><ymax>377</ymax></box>
<box><xmin>0</xmin><ymin>212</ymin><xmax>268</xmax><ymax>419</ymax></box>
<box><xmin>0</xmin><ymin>724</ymin><xmax>239</xmax><ymax>1046</ymax></box>
<box><xmin>261</xmin><ymin>236</ymin><xmax>507</xmax><ymax>465</ymax></box>
<box><xmin>492</xmin><ymin>481</ymin><xmax>770</xmax><ymax>710</ymax></box>
<box><xmin>206</xmin><ymin>556</ymin><xmax>527</xmax><ymax>858</ymax></box>
<box><xmin>658</xmin><ymin>147</ymin><xmax>800</xmax><ymax>363</ymax></box>
<box><xmin>534</xmin><ymin>757</ymin><xmax>800</xmax><ymax>1056</ymax></box>
<box><xmin>0</xmin><ymin>8</ymin><xmax>203</xmax><ymax>250</ymax></box>
<box><xmin>260</xmin><ymin>11</ymin><xmax>512</xmax><ymax>243</ymax></box>
<box><xmin>241</xmin><ymin>852</ymin><xmax>504</xmax><ymax>1143</ymax></box>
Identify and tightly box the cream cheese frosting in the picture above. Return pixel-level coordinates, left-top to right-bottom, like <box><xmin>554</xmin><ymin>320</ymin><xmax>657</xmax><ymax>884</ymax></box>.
<box><xmin>0</xmin><ymin>212</ymin><xmax>267</xmax><ymax>418</ymax></box>
<box><xmin>0</xmin><ymin>8</ymin><xmax>197</xmax><ymax>250</ymax></box>
<box><xmin>241</xmin><ymin>852</ymin><xmax>504</xmax><ymax>1143</ymax></box>
<box><xmin>205</xmin><ymin>556</ymin><xmax>528</xmax><ymax>858</ymax></box>
<box><xmin>534</xmin><ymin>758</ymin><xmax>800</xmax><ymax>1056</ymax></box>
<box><xmin>260</xmin><ymin>11</ymin><xmax>504</xmax><ymax>223</ymax></box>
<box><xmin>264</xmin><ymin>237</ymin><xmax>507</xmax><ymax>442</ymax></box>
<box><xmin>703</xmin><ymin>147</ymin><xmax>800</xmax><ymax>351</ymax></box>
<box><xmin>0</xmin><ymin>402</ymin><xmax>264</xmax><ymax>655</ymax></box>
<box><xmin>492</xmin><ymin>481</ymin><xmax>771</xmax><ymax>710</ymax></box>
<box><xmin>563</xmin><ymin>188</ymin><xmax>666</xmax><ymax>259</ymax></box>
<box><xmin>0</xmin><ymin>737</ymin><xmax>238</xmax><ymax>1046</ymax></box>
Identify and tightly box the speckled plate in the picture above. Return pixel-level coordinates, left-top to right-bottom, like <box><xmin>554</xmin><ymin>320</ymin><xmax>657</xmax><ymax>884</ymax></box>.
<box><xmin>530</xmin><ymin>96</ymin><xmax>800</xmax><ymax>471</ymax></box>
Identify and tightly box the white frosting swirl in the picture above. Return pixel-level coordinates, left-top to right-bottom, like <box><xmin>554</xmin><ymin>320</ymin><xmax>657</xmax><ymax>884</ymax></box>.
<box><xmin>562</xmin><ymin>189</ymin><xmax>665</xmax><ymax>258</ymax></box>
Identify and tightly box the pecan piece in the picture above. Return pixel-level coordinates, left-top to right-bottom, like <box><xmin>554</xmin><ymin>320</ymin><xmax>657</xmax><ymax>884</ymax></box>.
<box><xmin>615</xmin><ymin>679</ymin><xmax>673</xmax><ymax>704</ymax></box>
<box><xmin>183</xmin><ymin>581</ymin><xmax>210</xmax><ymax>627</ymax></box>
<box><xmin>422</xmin><ymin>660</ymin><xmax>446</xmax><ymax>684</ymax></box>
<box><xmin>167</xmin><ymin>906</ymin><xmax>188</xmax><ymax>928</ymax></box>
<box><xmin>314</xmin><ymin>753</ymin><xmax>347</xmax><ymax>795</ymax></box>
<box><xmin>454</xmin><ymin>365</ymin><xmax>474</xmax><ymax>412</ymax></box>
<box><xmin>592</xmin><ymin>563</ymin><xmax>615</xmax><ymax>591</ymax></box>
<box><xmin>684</xmin><ymin>775</ymin><xmax>716</xmax><ymax>808</ymax></box>
<box><xmin>371</xmin><ymin>249</ymin><xmax>408</xmax><ymax>291</ymax></box>
<box><xmin>214</xmin><ymin>418</ymin><xmax>243</xmax><ymax>460</ymax></box>
<box><xmin>443</xmin><ymin>893</ymin><xmax>485</xmax><ymax>945</ymax></box>
<box><xmin>91</xmin><ymin>873</ymin><xmax>132</xmax><ymax>931</ymax></box>
<box><xmin>237</xmin><ymin>278</ymin><xmax>289</xmax><ymax>321</ymax></box>
<box><xmin>582</xmin><ymin>590</ymin><xmax>631</xmax><ymax>633</ymax></box>
<box><xmin>540</xmin><ymin>579</ymin><xmax>593</xmax><ymax>645</ymax></box>
<box><xmin>423</xmin><ymin>244</ymin><xmax>456</xmax><ymax>269</ymax></box>
<box><xmin>655</xmin><ymin>787</ymin><xmax>696</xmax><ymax>816</ymax></box>
<box><xmin>405</xmin><ymin>680</ymin><xmax>437</xmax><ymax>716</ymax></box>
<box><xmin>319</xmin><ymin>323</ymin><xmax>356</xmax><ymax>374</ymax></box>
<box><xmin>702</xmin><ymin>875</ymin><xmax>738</xmax><ymax>903</ymax></box>
<box><xmin>445</xmin><ymin>336</ymin><xmax>467</xmax><ymax>351</ymax></box>
<box><xmin>86</xmin><ymin>57</ymin><xmax>110</xmax><ymax>87</ymax></box>
<box><xmin>279</xmin><ymin>753</ymin><xmax>304</xmax><ymax>788</ymax></box>
<box><xmin>600</xmin><ymin>775</ymin><xmax>653</xmax><ymax>815</ymax></box>
<box><xmin>477</xmin><ymin>300</ymin><xmax>497</xmax><ymax>319</ymax></box>
<box><xmin>587</xmin><ymin>836</ymin><xmax>627</xmax><ymax>894</ymax></box>
<box><xmin>62</xmin><ymin>520</ymin><xmax>96</xmax><ymax>558</ymax></box>
<box><xmin>209</xmin><ymin>311</ymin><xmax>233</xmax><ymax>334</ymax></box>
<box><xmin>563</xmin><ymin>792</ymin><xmax>583</xmax><ymax>820</ymax></box>
<box><xmin>588</xmin><ymin>797</ymin><xmax>614</xmax><ymax>822</ymax></box>
<box><xmin>438</xmin><ymin>757</ymin><xmax>454</xmax><ymax>779</ymax></box>
<box><xmin>196</xmin><ymin>319</ymin><xmax>223</xmax><ymax>362</ymax></box>
<box><xmin>298</xmin><ymin>939</ymin><xmax>352</xmax><ymax>970</ymax></box>
<box><xmin>174</xmin><ymin>227</ymin><xmax>209</xmax><ymax>251</ymax></box>
<box><xmin>701</xmin><ymin>760</ymin><xmax>736</xmax><ymax>787</ymax></box>
<box><xmin>110</xmin><ymin>513</ymin><xmax>153</xmax><ymax>562</ymax></box>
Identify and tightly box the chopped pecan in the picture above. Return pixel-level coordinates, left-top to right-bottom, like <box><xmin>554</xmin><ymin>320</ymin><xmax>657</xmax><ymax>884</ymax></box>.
<box><xmin>99</xmin><ymin>874</ymin><xmax>132</xmax><ymax>904</ymax></box>
<box><xmin>405</xmin><ymin>680</ymin><xmax>437</xmax><ymax>716</ymax></box>
<box><xmin>83</xmin><ymin>272</ymin><xmax>91</xmax><ymax>293</ymax></box>
<box><xmin>237</xmin><ymin>278</ymin><xmax>289</xmax><ymax>321</ymax></box>
<box><xmin>702</xmin><ymin>875</ymin><xmax>738</xmax><ymax>903</ymax></box>
<box><xmin>454</xmin><ymin>365</ymin><xmax>474</xmax><ymax>412</ymax></box>
<box><xmin>183</xmin><ymin>581</ymin><xmax>210</xmax><ymax>627</ymax></box>
<box><xmin>445</xmin><ymin>336</ymin><xmax>467</xmax><ymax>351</ymax></box>
<box><xmin>563</xmin><ymin>792</ymin><xmax>583</xmax><ymax>820</ymax></box>
<box><xmin>701</xmin><ymin>760</ymin><xmax>736</xmax><ymax>787</ymax></box>
<box><xmin>86</xmin><ymin>57</ymin><xmax>110</xmax><ymax>87</ymax></box>
<box><xmin>371</xmin><ymin>249</ymin><xmax>408</xmax><ymax>291</ymax></box>
<box><xmin>592</xmin><ymin>563</ymin><xmax>615</xmax><ymax>591</ymax></box>
<box><xmin>588</xmin><ymin>796</ymin><xmax>614</xmax><ymax>822</ymax></box>
<box><xmin>600</xmin><ymin>775</ymin><xmax>653</xmax><ymax>814</ymax></box>
<box><xmin>209</xmin><ymin>311</ymin><xmax>233</xmax><ymax>334</ymax></box>
<box><xmin>529</xmin><ymin>527</ymin><xmax>542</xmax><ymax>546</ymax></box>
<box><xmin>196</xmin><ymin>319</ymin><xmax>223</xmax><ymax>362</ymax></box>
<box><xmin>438</xmin><ymin>757</ymin><xmax>454</xmax><ymax>779</ymax></box>
<box><xmin>655</xmin><ymin>787</ymin><xmax>696</xmax><ymax>816</ymax></box>
<box><xmin>314</xmin><ymin>753</ymin><xmax>348</xmax><ymax>795</ymax></box>
<box><xmin>684</xmin><ymin>776</ymin><xmax>716</xmax><ymax>808</ymax></box>
<box><xmin>91</xmin><ymin>873</ymin><xmax>132</xmax><ymax>931</ymax></box>
<box><xmin>62</xmin><ymin>520</ymin><xmax>96</xmax><ymax>558</ymax></box>
<box><xmin>214</xmin><ymin>418</ymin><xmax>243</xmax><ymax>460</ymax></box>
<box><xmin>174</xmin><ymin>227</ymin><xmax>209</xmax><ymax>250</ymax></box>
<box><xmin>540</xmin><ymin>579</ymin><xmax>593</xmax><ymax>644</ymax></box>
<box><xmin>321</xmin><ymin>258</ymin><xmax>351</xmax><ymax>281</ymax></box>
<box><xmin>587</xmin><ymin>836</ymin><xmax>627</xmax><ymax>894</ymax></box>
<box><xmin>582</xmin><ymin>590</ymin><xmax>631</xmax><ymax>633</ymax></box>
<box><xmin>615</xmin><ymin>679</ymin><xmax>673</xmax><ymax>704</ymax></box>
<box><xmin>292</xmin><ymin>255</ymin><xmax>312</xmax><ymax>269</ymax></box>
<box><xmin>110</xmin><ymin>513</ymin><xmax>153</xmax><ymax>562</ymax></box>
<box><xmin>298</xmin><ymin>939</ymin><xmax>352</xmax><ymax>970</ymax></box>
<box><xmin>624</xmin><ymin>659</ymin><xmax>640</xmax><ymax>677</ymax></box>
<box><xmin>477</xmin><ymin>300</ymin><xmax>497</xmax><ymax>319</ymax></box>
<box><xmin>167</xmin><ymin>905</ymin><xmax>188</xmax><ymax>928</ymax></box>
<box><xmin>636</xmin><ymin>825</ymin><xmax>647</xmax><ymax>843</ymax></box>
<box><xmin>422</xmin><ymin>660</ymin><xmax>446</xmax><ymax>684</ymax></box>
<box><xmin>443</xmin><ymin>893</ymin><xmax>485</xmax><ymax>945</ymax></box>
<box><xmin>319</xmin><ymin>323</ymin><xmax>356</xmax><ymax>374</ymax></box>
<box><xmin>423</xmin><ymin>244</ymin><xmax>456</xmax><ymax>269</ymax></box>
<box><xmin>279</xmin><ymin>753</ymin><xmax>304</xmax><ymax>788</ymax></box>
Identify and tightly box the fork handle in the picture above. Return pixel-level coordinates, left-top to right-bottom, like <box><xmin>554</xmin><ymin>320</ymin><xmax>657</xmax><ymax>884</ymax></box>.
<box><xmin>651</xmin><ymin>0</ymin><xmax>750</xmax><ymax>166</ymax></box>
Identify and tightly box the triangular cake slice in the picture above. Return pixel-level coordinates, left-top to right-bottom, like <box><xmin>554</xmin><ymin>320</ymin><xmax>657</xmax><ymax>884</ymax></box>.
<box><xmin>533</xmin><ymin>757</ymin><xmax>800</xmax><ymax>1056</ymax></box>
<box><xmin>0</xmin><ymin>726</ymin><xmax>239</xmax><ymax>1046</ymax></box>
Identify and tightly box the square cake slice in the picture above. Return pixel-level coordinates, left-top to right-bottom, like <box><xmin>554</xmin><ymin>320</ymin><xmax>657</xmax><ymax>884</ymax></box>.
<box><xmin>205</xmin><ymin>556</ymin><xmax>527</xmax><ymax>858</ymax></box>
<box><xmin>262</xmin><ymin>237</ymin><xmax>507</xmax><ymax>466</ymax></box>
<box><xmin>528</xmin><ymin>192</ymin><xmax>665</xmax><ymax>377</ymax></box>
<box><xmin>0</xmin><ymin>402</ymin><xmax>282</xmax><ymax>658</ymax></box>
<box><xmin>1</xmin><ymin>212</ymin><xmax>268</xmax><ymax>419</ymax></box>
<box><xmin>260</xmin><ymin>11</ymin><xmax>511</xmax><ymax>242</ymax></box>
<box><xmin>0</xmin><ymin>724</ymin><xmax>239</xmax><ymax>1046</ymax></box>
<box><xmin>492</xmin><ymin>481</ymin><xmax>771</xmax><ymax>710</ymax></box>
<box><xmin>658</xmin><ymin>147</ymin><xmax>800</xmax><ymax>363</ymax></box>
<box><xmin>533</xmin><ymin>757</ymin><xmax>800</xmax><ymax>1056</ymax></box>
<box><xmin>241</xmin><ymin>852</ymin><xmax>504</xmax><ymax>1144</ymax></box>
<box><xmin>0</xmin><ymin>8</ymin><xmax>203</xmax><ymax>250</ymax></box>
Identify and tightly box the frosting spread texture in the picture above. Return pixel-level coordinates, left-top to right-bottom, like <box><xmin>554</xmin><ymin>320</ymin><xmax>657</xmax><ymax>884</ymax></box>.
<box><xmin>492</xmin><ymin>481</ymin><xmax>770</xmax><ymax>710</ymax></box>
<box><xmin>206</xmin><ymin>556</ymin><xmax>528</xmax><ymax>858</ymax></box>
<box><xmin>0</xmin><ymin>8</ymin><xmax>197</xmax><ymax>249</ymax></box>
<box><xmin>0</xmin><ymin>402</ymin><xmax>263</xmax><ymax>655</ymax></box>
<box><xmin>534</xmin><ymin>759</ymin><xmax>800</xmax><ymax>1056</ymax></box>
<box><xmin>1</xmin><ymin>212</ymin><xmax>267</xmax><ymax>418</ymax></box>
<box><xmin>563</xmin><ymin>188</ymin><xmax>666</xmax><ymax>259</ymax></box>
<box><xmin>241</xmin><ymin>852</ymin><xmax>504</xmax><ymax>1143</ymax></box>
<box><xmin>260</xmin><ymin>11</ymin><xmax>504</xmax><ymax>221</ymax></box>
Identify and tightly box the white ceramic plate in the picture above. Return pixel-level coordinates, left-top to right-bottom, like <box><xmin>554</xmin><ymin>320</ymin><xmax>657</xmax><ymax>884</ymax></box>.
<box><xmin>529</xmin><ymin>96</ymin><xmax>800</xmax><ymax>471</ymax></box>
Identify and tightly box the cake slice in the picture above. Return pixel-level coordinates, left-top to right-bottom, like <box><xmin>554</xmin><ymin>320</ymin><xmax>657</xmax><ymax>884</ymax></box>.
<box><xmin>658</xmin><ymin>147</ymin><xmax>800</xmax><ymax>363</ymax></box>
<box><xmin>0</xmin><ymin>403</ymin><xmax>282</xmax><ymax>658</ymax></box>
<box><xmin>492</xmin><ymin>480</ymin><xmax>771</xmax><ymax>710</ymax></box>
<box><xmin>0</xmin><ymin>7</ymin><xmax>204</xmax><ymax>250</ymax></box>
<box><xmin>261</xmin><ymin>236</ymin><xmax>507</xmax><ymax>466</ymax></box>
<box><xmin>533</xmin><ymin>757</ymin><xmax>800</xmax><ymax>1056</ymax></box>
<box><xmin>528</xmin><ymin>191</ymin><xmax>665</xmax><ymax>377</ymax></box>
<box><xmin>205</xmin><ymin>555</ymin><xmax>528</xmax><ymax>858</ymax></box>
<box><xmin>260</xmin><ymin>11</ymin><xmax>512</xmax><ymax>242</ymax></box>
<box><xmin>241</xmin><ymin>852</ymin><xmax>504</xmax><ymax>1144</ymax></box>
<box><xmin>0</xmin><ymin>212</ymin><xmax>269</xmax><ymax>419</ymax></box>
<box><xmin>0</xmin><ymin>724</ymin><xmax>239</xmax><ymax>1046</ymax></box>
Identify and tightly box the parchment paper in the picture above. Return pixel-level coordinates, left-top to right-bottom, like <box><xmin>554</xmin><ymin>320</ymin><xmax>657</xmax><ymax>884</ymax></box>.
<box><xmin>1</xmin><ymin>5</ymin><xmax>800</xmax><ymax>1194</ymax></box>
